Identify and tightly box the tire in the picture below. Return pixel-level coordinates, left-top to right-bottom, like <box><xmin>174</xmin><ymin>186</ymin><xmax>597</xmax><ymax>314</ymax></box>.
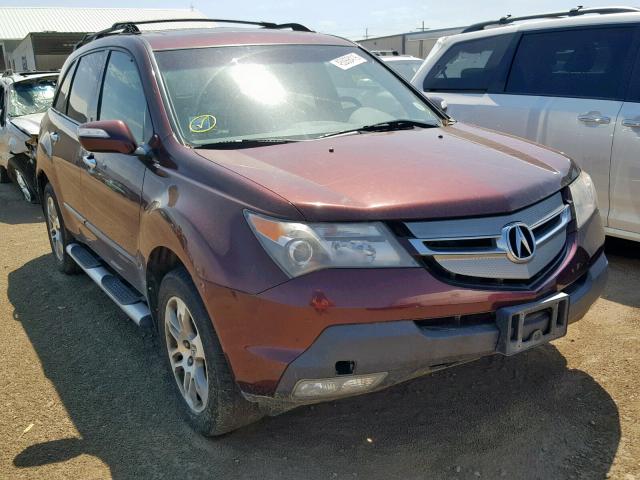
<box><xmin>0</xmin><ymin>165</ymin><xmax>9</xmax><ymax>183</ymax></box>
<box><xmin>158</xmin><ymin>267</ymin><xmax>263</xmax><ymax>436</ymax></box>
<box><xmin>43</xmin><ymin>183</ymin><xmax>81</xmax><ymax>274</ymax></box>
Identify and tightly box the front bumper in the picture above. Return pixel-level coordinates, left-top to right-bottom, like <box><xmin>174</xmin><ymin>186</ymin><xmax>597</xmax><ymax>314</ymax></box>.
<box><xmin>200</xmin><ymin>210</ymin><xmax>605</xmax><ymax>405</ymax></box>
<box><xmin>250</xmin><ymin>251</ymin><xmax>607</xmax><ymax>409</ymax></box>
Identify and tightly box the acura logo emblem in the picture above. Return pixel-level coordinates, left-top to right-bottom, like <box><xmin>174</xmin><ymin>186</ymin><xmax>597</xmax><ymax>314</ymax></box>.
<box><xmin>502</xmin><ymin>223</ymin><xmax>536</xmax><ymax>263</ymax></box>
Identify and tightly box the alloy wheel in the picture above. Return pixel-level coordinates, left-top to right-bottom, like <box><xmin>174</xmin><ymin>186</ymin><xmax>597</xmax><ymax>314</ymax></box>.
<box><xmin>15</xmin><ymin>171</ymin><xmax>32</xmax><ymax>202</ymax></box>
<box><xmin>164</xmin><ymin>296</ymin><xmax>209</xmax><ymax>413</ymax></box>
<box><xmin>46</xmin><ymin>196</ymin><xmax>64</xmax><ymax>261</ymax></box>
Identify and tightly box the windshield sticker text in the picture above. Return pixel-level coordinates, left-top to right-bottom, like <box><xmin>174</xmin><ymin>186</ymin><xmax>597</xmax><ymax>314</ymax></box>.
<box><xmin>330</xmin><ymin>53</ymin><xmax>367</xmax><ymax>70</ymax></box>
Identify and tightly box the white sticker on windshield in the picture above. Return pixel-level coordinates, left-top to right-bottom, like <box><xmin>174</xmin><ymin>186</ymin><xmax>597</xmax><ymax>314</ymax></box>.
<box><xmin>330</xmin><ymin>53</ymin><xmax>367</xmax><ymax>70</ymax></box>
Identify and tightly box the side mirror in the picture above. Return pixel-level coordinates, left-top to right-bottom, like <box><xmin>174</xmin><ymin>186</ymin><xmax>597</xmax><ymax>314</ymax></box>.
<box><xmin>428</xmin><ymin>96</ymin><xmax>448</xmax><ymax>113</ymax></box>
<box><xmin>77</xmin><ymin>120</ymin><xmax>137</xmax><ymax>154</ymax></box>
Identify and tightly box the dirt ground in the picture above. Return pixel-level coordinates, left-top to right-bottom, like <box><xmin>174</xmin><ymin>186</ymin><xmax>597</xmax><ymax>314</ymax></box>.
<box><xmin>0</xmin><ymin>181</ymin><xmax>638</xmax><ymax>480</ymax></box>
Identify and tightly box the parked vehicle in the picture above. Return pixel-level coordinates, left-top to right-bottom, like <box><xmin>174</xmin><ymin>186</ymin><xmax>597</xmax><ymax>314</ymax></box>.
<box><xmin>413</xmin><ymin>6</ymin><xmax>640</xmax><ymax>242</ymax></box>
<box><xmin>0</xmin><ymin>71</ymin><xmax>58</xmax><ymax>202</ymax></box>
<box><xmin>37</xmin><ymin>19</ymin><xmax>607</xmax><ymax>436</ymax></box>
<box><xmin>381</xmin><ymin>55</ymin><xmax>424</xmax><ymax>80</ymax></box>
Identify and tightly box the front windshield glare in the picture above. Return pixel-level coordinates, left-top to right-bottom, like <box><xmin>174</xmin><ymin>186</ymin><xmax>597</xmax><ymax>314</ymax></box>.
<box><xmin>155</xmin><ymin>45</ymin><xmax>440</xmax><ymax>146</ymax></box>
<box><xmin>9</xmin><ymin>79</ymin><xmax>57</xmax><ymax>117</ymax></box>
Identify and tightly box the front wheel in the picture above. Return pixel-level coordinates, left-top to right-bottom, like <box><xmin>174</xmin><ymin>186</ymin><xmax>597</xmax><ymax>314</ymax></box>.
<box><xmin>43</xmin><ymin>183</ymin><xmax>80</xmax><ymax>274</ymax></box>
<box><xmin>158</xmin><ymin>268</ymin><xmax>263</xmax><ymax>436</ymax></box>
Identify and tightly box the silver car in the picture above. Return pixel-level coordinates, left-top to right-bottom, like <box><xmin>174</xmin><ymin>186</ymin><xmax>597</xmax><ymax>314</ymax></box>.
<box><xmin>0</xmin><ymin>71</ymin><xmax>58</xmax><ymax>202</ymax></box>
<box><xmin>412</xmin><ymin>6</ymin><xmax>640</xmax><ymax>242</ymax></box>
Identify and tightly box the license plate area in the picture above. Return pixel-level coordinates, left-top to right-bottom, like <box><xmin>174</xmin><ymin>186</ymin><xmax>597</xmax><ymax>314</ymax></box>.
<box><xmin>496</xmin><ymin>292</ymin><xmax>569</xmax><ymax>356</ymax></box>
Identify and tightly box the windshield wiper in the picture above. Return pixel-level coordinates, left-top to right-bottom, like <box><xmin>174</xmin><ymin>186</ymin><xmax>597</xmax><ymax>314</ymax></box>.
<box><xmin>194</xmin><ymin>138</ymin><xmax>298</xmax><ymax>149</ymax></box>
<box><xmin>319</xmin><ymin>119</ymin><xmax>438</xmax><ymax>139</ymax></box>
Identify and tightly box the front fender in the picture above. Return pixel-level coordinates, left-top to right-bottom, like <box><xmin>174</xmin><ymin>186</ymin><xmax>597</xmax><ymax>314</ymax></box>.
<box><xmin>138</xmin><ymin>166</ymin><xmax>292</xmax><ymax>296</ymax></box>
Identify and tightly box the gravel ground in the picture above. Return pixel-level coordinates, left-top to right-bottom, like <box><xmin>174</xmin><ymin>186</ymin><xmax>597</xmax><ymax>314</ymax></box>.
<box><xmin>0</xmin><ymin>182</ymin><xmax>638</xmax><ymax>480</ymax></box>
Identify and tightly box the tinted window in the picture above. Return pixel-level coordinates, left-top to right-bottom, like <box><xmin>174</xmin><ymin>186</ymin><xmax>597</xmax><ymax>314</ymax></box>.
<box><xmin>386</xmin><ymin>59</ymin><xmax>423</xmax><ymax>80</ymax></box>
<box><xmin>506</xmin><ymin>27</ymin><xmax>635</xmax><ymax>99</ymax></box>
<box><xmin>53</xmin><ymin>61</ymin><xmax>75</xmax><ymax>113</ymax></box>
<box><xmin>68</xmin><ymin>51</ymin><xmax>106</xmax><ymax>123</ymax></box>
<box><xmin>424</xmin><ymin>35</ymin><xmax>513</xmax><ymax>91</ymax></box>
<box><xmin>99</xmin><ymin>51</ymin><xmax>151</xmax><ymax>144</ymax></box>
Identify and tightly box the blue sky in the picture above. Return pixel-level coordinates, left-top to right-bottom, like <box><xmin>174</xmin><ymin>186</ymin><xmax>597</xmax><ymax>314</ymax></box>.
<box><xmin>6</xmin><ymin>0</ymin><xmax>640</xmax><ymax>38</ymax></box>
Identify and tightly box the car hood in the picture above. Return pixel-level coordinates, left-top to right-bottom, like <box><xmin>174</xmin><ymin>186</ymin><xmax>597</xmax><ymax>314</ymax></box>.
<box><xmin>195</xmin><ymin>123</ymin><xmax>577</xmax><ymax>222</ymax></box>
<box><xmin>10</xmin><ymin>112</ymin><xmax>44</xmax><ymax>137</ymax></box>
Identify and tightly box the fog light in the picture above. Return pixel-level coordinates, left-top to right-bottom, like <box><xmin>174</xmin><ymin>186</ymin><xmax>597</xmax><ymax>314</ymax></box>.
<box><xmin>292</xmin><ymin>372</ymin><xmax>387</xmax><ymax>399</ymax></box>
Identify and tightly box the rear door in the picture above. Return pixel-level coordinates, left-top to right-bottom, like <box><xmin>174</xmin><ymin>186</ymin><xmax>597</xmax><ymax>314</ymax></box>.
<box><xmin>421</xmin><ymin>27</ymin><xmax>640</xmax><ymax>225</ymax></box>
<box><xmin>79</xmin><ymin>49</ymin><xmax>152</xmax><ymax>284</ymax></box>
<box><xmin>608</xmin><ymin>49</ymin><xmax>640</xmax><ymax>236</ymax></box>
<box><xmin>43</xmin><ymin>51</ymin><xmax>106</xmax><ymax>223</ymax></box>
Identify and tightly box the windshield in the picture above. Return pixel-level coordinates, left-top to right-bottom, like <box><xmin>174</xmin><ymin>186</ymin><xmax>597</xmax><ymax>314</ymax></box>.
<box><xmin>8</xmin><ymin>78</ymin><xmax>57</xmax><ymax>117</ymax></box>
<box><xmin>155</xmin><ymin>44</ymin><xmax>440</xmax><ymax>146</ymax></box>
<box><xmin>386</xmin><ymin>60</ymin><xmax>423</xmax><ymax>80</ymax></box>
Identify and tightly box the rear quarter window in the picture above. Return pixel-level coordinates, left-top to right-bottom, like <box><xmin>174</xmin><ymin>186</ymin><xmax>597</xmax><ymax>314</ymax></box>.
<box><xmin>423</xmin><ymin>34</ymin><xmax>513</xmax><ymax>91</ymax></box>
<box><xmin>505</xmin><ymin>27</ymin><xmax>637</xmax><ymax>100</ymax></box>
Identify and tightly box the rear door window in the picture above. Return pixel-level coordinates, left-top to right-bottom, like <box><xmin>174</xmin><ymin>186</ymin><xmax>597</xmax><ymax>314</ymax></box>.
<box><xmin>67</xmin><ymin>51</ymin><xmax>106</xmax><ymax>123</ymax></box>
<box><xmin>423</xmin><ymin>34</ymin><xmax>513</xmax><ymax>91</ymax></box>
<box><xmin>53</xmin><ymin>61</ymin><xmax>76</xmax><ymax>114</ymax></box>
<box><xmin>505</xmin><ymin>27</ymin><xmax>636</xmax><ymax>100</ymax></box>
<box><xmin>98</xmin><ymin>51</ymin><xmax>151</xmax><ymax>144</ymax></box>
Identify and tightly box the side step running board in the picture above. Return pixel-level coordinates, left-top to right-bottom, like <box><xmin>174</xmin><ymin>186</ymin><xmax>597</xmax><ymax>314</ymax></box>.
<box><xmin>66</xmin><ymin>243</ymin><xmax>152</xmax><ymax>328</ymax></box>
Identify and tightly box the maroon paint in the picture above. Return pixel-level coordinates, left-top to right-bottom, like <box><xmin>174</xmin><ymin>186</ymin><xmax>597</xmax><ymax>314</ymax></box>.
<box><xmin>35</xmin><ymin>28</ymin><xmax>604</xmax><ymax>400</ymax></box>
<box><xmin>78</xmin><ymin>120</ymin><xmax>137</xmax><ymax>154</ymax></box>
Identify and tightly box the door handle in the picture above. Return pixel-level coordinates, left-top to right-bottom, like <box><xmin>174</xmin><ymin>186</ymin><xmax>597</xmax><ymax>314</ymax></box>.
<box><xmin>82</xmin><ymin>154</ymin><xmax>97</xmax><ymax>169</ymax></box>
<box><xmin>50</xmin><ymin>131</ymin><xmax>59</xmax><ymax>143</ymax></box>
<box><xmin>622</xmin><ymin>118</ymin><xmax>640</xmax><ymax>128</ymax></box>
<box><xmin>577</xmin><ymin>112</ymin><xmax>611</xmax><ymax>125</ymax></box>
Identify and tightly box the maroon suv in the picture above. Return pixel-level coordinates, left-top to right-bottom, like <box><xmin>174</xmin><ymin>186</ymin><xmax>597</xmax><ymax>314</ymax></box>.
<box><xmin>36</xmin><ymin>19</ymin><xmax>607</xmax><ymax>435</ymax></box>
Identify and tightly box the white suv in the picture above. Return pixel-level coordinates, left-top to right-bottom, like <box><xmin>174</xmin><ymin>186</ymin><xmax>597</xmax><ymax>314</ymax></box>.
<box><xmin>412</xmin><ymin>6</ymin><xmax>640</xmax><ymax>241</ymax></box>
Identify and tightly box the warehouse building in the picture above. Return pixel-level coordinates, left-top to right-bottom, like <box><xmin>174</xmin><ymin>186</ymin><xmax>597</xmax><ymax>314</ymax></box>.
<box><xmin>358</xmin><ymin>26</ymin><xmax>465</xmax><ymax>59</ymax></box>
<box><xmin>0</xmin><ymin>7</ymin><xmax>206</xmax><ymax>71</ymax></box>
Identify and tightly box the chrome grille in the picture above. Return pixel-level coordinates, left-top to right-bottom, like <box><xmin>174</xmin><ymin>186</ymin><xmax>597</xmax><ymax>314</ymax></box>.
<box><xmin>405</xmin><ymin>193</ymin><xmax>570</xmax><ymax>280</ymax></box>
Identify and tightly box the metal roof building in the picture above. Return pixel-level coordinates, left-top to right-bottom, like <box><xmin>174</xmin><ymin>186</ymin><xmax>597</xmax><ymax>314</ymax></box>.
<box><xmin>0</xmin><ymin>7</ymin><xmax>207</xmax><ymax>71</ymax></box>
<box><xmin>358</xmin><ymin>26</ymin><xmax>466</xmax><ymax>59</ymax></box>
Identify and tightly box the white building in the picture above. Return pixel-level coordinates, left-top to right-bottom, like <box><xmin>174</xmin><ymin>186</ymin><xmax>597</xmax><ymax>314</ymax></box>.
<box><xmin>0</xmin><ymin>7</ymin><xmax>207</xmax><ymax>72</ymax></box>
<box><xmin>358</xmin><ymin>27</ymin><xmax>466</xmax><ymax>59</ymax></box>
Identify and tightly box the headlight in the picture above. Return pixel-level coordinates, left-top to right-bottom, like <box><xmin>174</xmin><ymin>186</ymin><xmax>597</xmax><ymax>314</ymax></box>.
<box><xmin>568</xmin><ymin>171</ymin><xmax>598</xmax><ymax>228</ymax></box>
<box><xmin>245</xmin><ymin>212</ymin><xmax>418</xmax><ymax>277</ymax></box>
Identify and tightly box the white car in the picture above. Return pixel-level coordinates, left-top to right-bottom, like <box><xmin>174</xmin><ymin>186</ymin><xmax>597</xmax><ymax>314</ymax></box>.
<box><xmin>412</xmin><ymin>6</ymin><xmax>640</xmax><ymax>241</ymax></box>
<box><xmin>0</xmin><ymin>71</ymin><xmax>58</xmax><ymax>202</ymax></box>
<box><xmin>380</xmin><ymin>55</ymin><xmax>424</xmax><ymax>81</ymax></box>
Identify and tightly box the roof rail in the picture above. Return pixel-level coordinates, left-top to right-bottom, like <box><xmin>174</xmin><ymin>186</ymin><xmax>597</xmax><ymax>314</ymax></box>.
<box><xmin>461</xmin><ymin>5</ymin><xmax>640</xmax><ymax>33</ymax></box>
<box><xmin>75</xmin><ymin>18</ymin><xmax>313</xmax><ymax>49</ymax></box>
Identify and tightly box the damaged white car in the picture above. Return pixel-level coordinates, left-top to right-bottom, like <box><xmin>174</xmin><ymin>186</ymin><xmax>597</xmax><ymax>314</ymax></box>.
<box><xmin>0</xmin><ymin>71</ymin><xmax>57</xmax><ymax>202</ymax></box>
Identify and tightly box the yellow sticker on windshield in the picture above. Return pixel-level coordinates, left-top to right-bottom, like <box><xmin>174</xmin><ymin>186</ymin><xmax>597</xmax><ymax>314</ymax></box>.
<box><xmin>189</xmin><ymin>114</ymin><xmax>217</xmax><ymax>133</ymax></box>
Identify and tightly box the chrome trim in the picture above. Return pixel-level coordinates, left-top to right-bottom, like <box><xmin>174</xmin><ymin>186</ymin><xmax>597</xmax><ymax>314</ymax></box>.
<box><xmin>536</xmin><ymin>205</ymin><xmax>571</xmax><ymax>246</ymax></box>
<box><xmin>66</xmin><ymin>243</ymin><xmax>151</xmax><ymax>327</ymax></box>
<box><xmin>406</xmin><ymin>194</ymin><xmax>570</xmax><ymax>280</ymax></box>
<box><xmin>408</xmin><ymin>238</ymin><xmax>502</xmax><ymax>257</ymax></box>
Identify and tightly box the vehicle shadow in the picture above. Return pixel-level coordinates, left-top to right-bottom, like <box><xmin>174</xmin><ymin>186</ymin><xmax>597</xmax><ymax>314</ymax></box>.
<box><xmin>9</xmin><ymin>254</ymin><xmax>620</xmax><ymax>480</ymax></box>
<box><xmin>603</xmin><ymin>237</ymin><xmax>640</xmax><ymax>308</ymax></box>
<box><xmin>0</xmin><ymin>183</ymin><xmax>43</xmax><ymax>225</ymax></box>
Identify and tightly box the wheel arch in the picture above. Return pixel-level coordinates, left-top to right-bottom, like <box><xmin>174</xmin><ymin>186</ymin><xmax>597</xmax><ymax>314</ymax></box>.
<box><xmin>36</xmin><ymin>170</ymin><xmax>50</xmax><ymax>205</ymax></box>
<box><xmin>145</xmin><ymin>245</ymin><xmax>190</xmax><ymax>329</ymax></box>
